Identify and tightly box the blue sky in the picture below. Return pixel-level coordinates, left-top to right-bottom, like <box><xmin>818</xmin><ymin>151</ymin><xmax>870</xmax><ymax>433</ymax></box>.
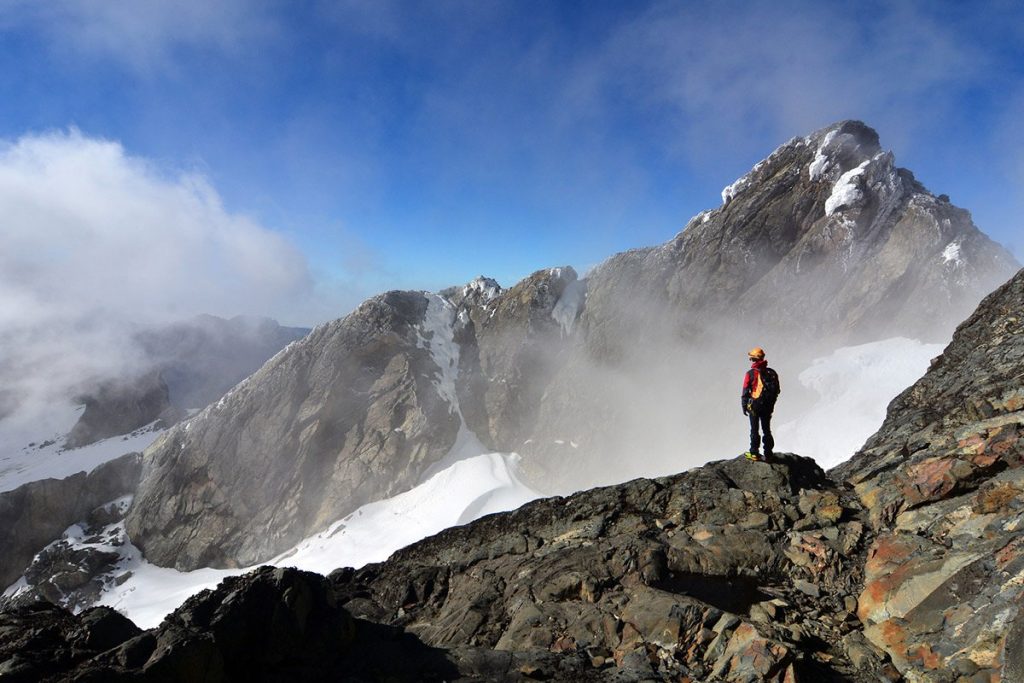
<box><xmin>1</xmin><ymin>0</ymin><xmax>1022</xmax><ymax>326</ymax></box>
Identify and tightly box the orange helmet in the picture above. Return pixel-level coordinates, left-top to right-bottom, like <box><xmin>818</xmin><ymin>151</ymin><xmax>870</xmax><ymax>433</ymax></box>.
<box><xmin>747</xmin><ymin>347</ymin><xmax>765</xmax><ymax>360</ymax></box>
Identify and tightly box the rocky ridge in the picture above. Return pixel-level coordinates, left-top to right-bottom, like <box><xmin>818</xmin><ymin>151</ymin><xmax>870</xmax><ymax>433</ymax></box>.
<box><xmin>833</xmin><ymin>267</ymin><xmax>1024</xmax><ymax>678</ymax></box>
<box><xmin>0</xmin><ymin>453</ymin><xmax>141</xmax><ymax>589</ymax></box>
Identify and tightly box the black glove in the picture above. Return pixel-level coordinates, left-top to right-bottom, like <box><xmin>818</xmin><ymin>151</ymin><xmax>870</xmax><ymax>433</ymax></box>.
<box><xmin>742</xmin><ymin>399</ymin><xmax>749</xmax><ymax>416</ymax></box>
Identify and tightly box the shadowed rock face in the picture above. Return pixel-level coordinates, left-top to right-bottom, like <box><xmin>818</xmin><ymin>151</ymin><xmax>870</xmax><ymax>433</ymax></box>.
<box><xmin>833</xmin><ymin>267</ymin><xmax>1024</xmax><ymax>678</ymax></box>
<box><xmin>65</xmin><ymin>371</ymin><xmax>179</xmax><ymax>449</ymax></box>
<box><xmin>447</xmin><ymin>268</ymin><xmax>582</xmax><ymax>451</ymax></box>
<box><xmin>0</xmin><ymin>566</ymin><xmax>602</xmax><ymax>682</ymax></box>
<box><xmin>0</xmin><ymin>453</ymin><xmax>140</xmax><ymax>589</ymax></box>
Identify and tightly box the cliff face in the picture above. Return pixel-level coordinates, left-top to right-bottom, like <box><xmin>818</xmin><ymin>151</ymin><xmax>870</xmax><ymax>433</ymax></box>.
<box><xmin>833</xmin><ymin>267</ymin><xmax>1024</xmax><ymax>677</ymax></box>
<box><xmin>125</xmin><ymin>291</ymin><xmax>460</xmax><ymax>569</ymax></box>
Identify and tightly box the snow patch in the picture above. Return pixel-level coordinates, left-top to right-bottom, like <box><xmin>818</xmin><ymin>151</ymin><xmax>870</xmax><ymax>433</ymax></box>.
<box><xmin>416</xmin><ymin>294</ymin><xmax>460</xmax><ymax>412</ymax></box>
<box><xmin>0</xmin><ymin>402</ymin><xmax>163</xmax><ymax>493</ymax></box>
<box><xmin>942</xmin><ymin>241</ymin><xmax>964</xmax><ymax>266</ymax></box>
<box><xmin>462</xmin><ymin>276</ymin><xmax>501</xmax><ymax>301</ymax></box>
<box><xmin>776</xmin><ymin>338</ymin><xmax>946</xmax><ymax>468</ymax></box>
<box><xmin>808</xmin><ymin>130</ymin><xmax>838</xmax><ymax>181</ymax></box>
<box><xmin>551</xmin><ymin>278</ymin><xmax>586</xmax><ymax>337</ymax></box>
<box><xmin>824</xmin><ymin>159</ymin><xmax>869</xmax><ymax>215</ymax></box>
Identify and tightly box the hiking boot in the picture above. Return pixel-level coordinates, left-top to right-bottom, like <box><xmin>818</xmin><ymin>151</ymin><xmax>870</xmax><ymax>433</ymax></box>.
<box><xmin>744</xmin><ymin>451</ymin><xmax>762</xmax><ymax>462</ymax></box>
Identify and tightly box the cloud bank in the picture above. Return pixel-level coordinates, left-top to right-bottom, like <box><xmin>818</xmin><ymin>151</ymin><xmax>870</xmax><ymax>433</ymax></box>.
<box><xmin>0</xmin><ymin>129</ymin><xmax>318</xmax><ymax>436</ymax></box>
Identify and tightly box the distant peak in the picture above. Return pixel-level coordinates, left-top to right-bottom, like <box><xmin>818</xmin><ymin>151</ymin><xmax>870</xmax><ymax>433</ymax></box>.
<box><xmin>463</xmin><ymin>276</ymin><xmax>502</xmax><ymax>301</ymax></box>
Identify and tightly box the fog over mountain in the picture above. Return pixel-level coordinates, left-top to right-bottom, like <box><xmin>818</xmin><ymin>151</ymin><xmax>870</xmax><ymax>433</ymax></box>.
<box><xmin>0</xmin><ymin>131</ymin><xmax>325</xmax><ymax>475</ymax></box>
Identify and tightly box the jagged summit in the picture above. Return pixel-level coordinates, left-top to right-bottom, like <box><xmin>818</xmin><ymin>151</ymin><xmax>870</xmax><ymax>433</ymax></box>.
<box><xmin>649</xmin><ymin>119</ymin><xmax>1017</xmax><ymax>344</ymax></box>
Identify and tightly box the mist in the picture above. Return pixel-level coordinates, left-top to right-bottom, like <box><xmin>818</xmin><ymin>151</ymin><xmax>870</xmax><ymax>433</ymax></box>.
<box><xmin>513</xmin><ymin>235</ymin><xmax>996</xmax><ymax>494</ymax></box>
<box><xmin>0</xmin><ymin>129</ymin><xmax>318</xmax><ymax>446</ymax></box>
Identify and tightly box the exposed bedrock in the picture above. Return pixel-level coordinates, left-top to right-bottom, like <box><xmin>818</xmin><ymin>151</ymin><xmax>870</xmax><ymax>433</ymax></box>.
<box><xmin>833</xmin><ymin>267</ymin><xmax>1024</xmax><ymax>679</ymax></box>
<box><xmin>0</xmin><ymin>453</ymin><xmax>141</xmax><ymax>589</ymax></box>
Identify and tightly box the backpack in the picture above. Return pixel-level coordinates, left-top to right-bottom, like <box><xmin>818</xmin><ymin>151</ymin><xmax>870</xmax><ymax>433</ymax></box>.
<box><xmin>759</xmin><ymin>367</ymin><xmax>780</xmax><ymax>403</ymax></box>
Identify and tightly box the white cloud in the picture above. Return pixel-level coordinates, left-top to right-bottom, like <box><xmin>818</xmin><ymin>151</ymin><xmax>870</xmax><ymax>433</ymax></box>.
<box><xmin>0</xmin><ymin>129</ymin><xmax>313</xmax><ymax>325</ymax></box>
<box><xmin>0</xmin><ymin>129</ymin><xmax>322</xmax><ymax>432</ymax></box>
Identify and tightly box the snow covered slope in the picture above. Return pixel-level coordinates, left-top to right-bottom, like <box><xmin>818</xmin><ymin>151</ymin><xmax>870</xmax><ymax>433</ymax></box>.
<box><xmin>0</xmin><ymin>401</ymin><xmax>162</xmax><ymax>493</ymax></box>
<box><xmin>776</xmin><ymin>337</ymin><xmax>945</xmax><ymax>468</ymax></box>
<box><xmin>5</xmin><ymin>450</ymin><xmax>540</xmax><ymax>629</ymax></box>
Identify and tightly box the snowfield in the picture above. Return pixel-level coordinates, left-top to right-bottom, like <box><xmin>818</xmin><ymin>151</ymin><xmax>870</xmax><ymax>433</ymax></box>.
<box><xmin>83</xmin><ymin>451</ymin><xmax>540</xmax><ymax>629</ymax></box>
<box><xmin>776</xmin><ymin>337</ymin><xmax>945</xmax><ymax>468</ymax></box>
<box><xmin>0</xmin><ymin>401</ymin><xmax>163</xmax><ymax>493</ymax></box>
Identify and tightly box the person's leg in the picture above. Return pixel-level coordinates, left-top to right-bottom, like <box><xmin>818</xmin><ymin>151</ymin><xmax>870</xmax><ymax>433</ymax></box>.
<box><xmin>748</xmin><ymin>412</ymin><xmax>761</xmax><ymax>454</ymax></box>
<box><xmin>761</xmin><ymin>413</ymin><xmax>774</xmax><ymax>458</ymax></box>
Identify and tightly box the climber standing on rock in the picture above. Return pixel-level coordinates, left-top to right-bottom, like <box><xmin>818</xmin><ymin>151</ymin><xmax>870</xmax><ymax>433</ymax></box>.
<box><xmin>742</xmin><ymin>347</ymin><xmax>780</xmax><ymax>462</ymax></box>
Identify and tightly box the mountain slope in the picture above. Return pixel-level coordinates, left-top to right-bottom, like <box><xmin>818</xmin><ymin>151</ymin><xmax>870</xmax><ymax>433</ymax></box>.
<box><xmin>125</xmin><ymin>120</ymin><xmax>1018</xmax><ymax>571</ymax></box>
<box><xmin>127</xmin><ymin>292</ymin><xmax>459</xmax><ymax>569</ymax></box>
<box><xmin>516</xmin><ymin>120</ymin><xmax>1017</xmax><ymax>488</ymax></box>
<box><xmin>832</xmin><ymin>266</ymin><xmax>1024</xmax><ymax>676</ymax></box>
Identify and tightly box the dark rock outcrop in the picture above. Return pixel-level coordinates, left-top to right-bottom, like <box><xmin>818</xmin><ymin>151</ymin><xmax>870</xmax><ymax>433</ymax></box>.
<box><xmin>832</xmin><ymin>266</ymin><xmax>1024</xmax><ymax>679</ymax></box>
<box><xmin>0</xmin><ymin>453</ymin><xmax>141</xmax><ymax>589</ymax></box>
<box><xmin>0</xmin><ymin>566</ymin><xmax>602</xmax><ymax>682</ymax></box>
<box><xmin>328</xmin><ymin>453</ymin><xmax>890</xmax><ymax>682</ymax></box>
<box><xmin>0</xmin><ymin>602</ymin><xmax>141</xmax><ymax>682</ymax></box>
<box><xmin>2</xmin><ymin>498</ymin><xmax>132</xmax><ymax>612</ymax></box>
<box><xmin>65</xmin><ymin>371</ymin><xmax>180</xmax><ymax>449</ymax></box>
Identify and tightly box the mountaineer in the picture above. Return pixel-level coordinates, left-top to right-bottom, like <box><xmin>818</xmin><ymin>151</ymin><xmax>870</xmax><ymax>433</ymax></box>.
<box><xmin>742</xmin><ymin>347</ymin><xmax>780</xmax><ymax>462</ymax></box>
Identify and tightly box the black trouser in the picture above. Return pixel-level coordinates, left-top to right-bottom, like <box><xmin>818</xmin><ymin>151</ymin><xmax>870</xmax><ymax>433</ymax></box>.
<box><xmin>748</xmin><ymin>410</ymin><xmax>774</xmax><ymax>456</ymax></box>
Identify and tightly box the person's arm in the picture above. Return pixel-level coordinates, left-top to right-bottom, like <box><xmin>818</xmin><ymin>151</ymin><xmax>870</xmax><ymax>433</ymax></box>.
<box><xmin>741</xmin><ymin>370</ymin><xmax>752</xmax><ymax>414</ymax></box>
